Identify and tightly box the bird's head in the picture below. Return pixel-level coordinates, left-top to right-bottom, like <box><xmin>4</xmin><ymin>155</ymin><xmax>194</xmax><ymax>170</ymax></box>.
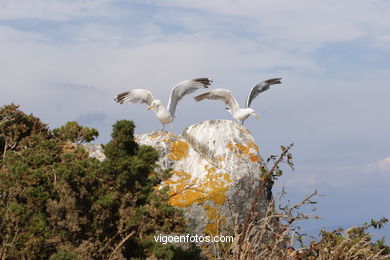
<box><xmin>249</xmin><ymin>108</ymin><xmax>259</xmax><ymax>119</ymax></box>
<box><xmin>148</xmin><ymin>99</ymin><xmax>161</xmax><ymax>110</ymax></box>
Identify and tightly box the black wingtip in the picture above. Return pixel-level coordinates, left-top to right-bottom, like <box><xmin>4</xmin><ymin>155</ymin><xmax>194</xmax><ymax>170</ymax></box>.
<box><xmin>114</xmin><ymin>91</ymin><xmax>130</xmax><ymax>104</ymax></box>
<box><xmin>193</xmin><ymin>78</ymin><xmax>213</xmax><ymax>87</ymax></box>
<box><xmin>265</xmin><ymin>78</ymin><xmax>282</xmax><ymax>85</ymax></box>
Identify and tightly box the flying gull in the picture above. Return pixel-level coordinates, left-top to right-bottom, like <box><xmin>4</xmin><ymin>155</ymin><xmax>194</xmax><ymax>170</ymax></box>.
<box><xmin>194</xmin><ymin>78</ymin><xmax>281</xmax><ymax>124</ymax></box>
<box><xmin>115</xmin><ymin>78</ymin><xmax>212</xmax><ymax>131</ymax></box>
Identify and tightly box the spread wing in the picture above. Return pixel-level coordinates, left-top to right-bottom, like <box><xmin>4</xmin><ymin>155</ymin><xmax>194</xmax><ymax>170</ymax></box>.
<box><xmin>167</xmin><ymin>78</ymin><xmax>212</xmax><ymax>118</ymax></box>
<box><xmin>246</xmin><ymin>78</ymin><xmax>282</xmax><ymax>107</ymax></box>
<box><xmin>194</xmin><ymin>88</ymin><xmax>240</xmax><ymax>114</ymax></box>
<box><xmin>114</xmin><ymin>89</ymin><xmax>155</xmax><ymax>106</ymax></box>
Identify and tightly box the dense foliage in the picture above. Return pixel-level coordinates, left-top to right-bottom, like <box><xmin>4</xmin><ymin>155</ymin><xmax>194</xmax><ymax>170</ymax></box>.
<box><xmin>0</xmin><ymin>104</ymin><xmax>194</xmax><ymax>259</ymax></box>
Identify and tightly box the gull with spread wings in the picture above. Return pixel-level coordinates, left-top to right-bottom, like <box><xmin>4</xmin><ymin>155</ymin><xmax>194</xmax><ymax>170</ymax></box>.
<box><xmin>194</xmin><ymin>78</ymin><xmax>282</xmax><ymax>124</ymax></box>
<box><xmin>115</xmin><ymin>78</ymin><xmax>212</xmax><ymax>131</ymax></box>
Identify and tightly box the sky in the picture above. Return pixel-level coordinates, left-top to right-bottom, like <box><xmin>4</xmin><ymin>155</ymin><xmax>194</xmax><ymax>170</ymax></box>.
<box><xmin>1</xmin><ymin>0</ymin><xmax>389</xmax><ymax>241</ymax></box>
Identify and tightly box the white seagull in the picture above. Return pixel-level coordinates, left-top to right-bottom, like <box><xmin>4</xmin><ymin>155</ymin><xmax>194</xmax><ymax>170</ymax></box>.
<box><xmin>114</xmin><ymin>78</ymin><xmax>212</xmax><ymax>131</ymax></box>
<box><xmin>194</xmin><ymin>78</ymin><xmax>282</xmax><ymax>124</ymax></box>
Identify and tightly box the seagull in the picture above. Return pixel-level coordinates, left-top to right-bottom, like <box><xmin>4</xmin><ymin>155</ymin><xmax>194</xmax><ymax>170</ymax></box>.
<box><xmin>114</xmin><ymin>78</ymin><xmax>212</xmax><ymax>131</ymax></box>
<box><xmin>193</xmin><ymin>78</ymin><xmax>282</xmax><ymax>124</ymax></box>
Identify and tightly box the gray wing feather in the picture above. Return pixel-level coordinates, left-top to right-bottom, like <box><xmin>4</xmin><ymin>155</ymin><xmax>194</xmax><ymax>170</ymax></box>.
<box><xmin>194</xmin><ymin>88</ymin><xmax>240</xmax><ymax>114</ymax></box>
<box><xmin>114</xmin><ymin>89</ymin><xmax>155</xmax><ymax>106</ymax></box>
<box><xmin>167</xmin><ymin>78</ymin><xmax>212</xmax><ymax>118</ymax></box>
<box><xmin>245</xmin><ymin>78</ymin><xmax>282</xmax><ymax>107</ymax></box>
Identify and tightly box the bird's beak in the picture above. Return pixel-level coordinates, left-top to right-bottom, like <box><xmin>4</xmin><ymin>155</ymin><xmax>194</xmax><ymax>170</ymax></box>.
<box><xmin>147</xmin><ymin>105</ymin><xmax>154</xmax><ymax>110</ymax></box>
<box><xmin>253</xmin><ymin>113</ymin><xmax>259</xmax><ymax>119</ymax></box>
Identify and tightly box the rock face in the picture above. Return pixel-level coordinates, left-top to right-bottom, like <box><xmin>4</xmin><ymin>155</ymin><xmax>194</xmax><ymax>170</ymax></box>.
<box><xmin>135</xmin><ymin>120</ymin><xmax>270</xmax><ymax>236</ymax></box>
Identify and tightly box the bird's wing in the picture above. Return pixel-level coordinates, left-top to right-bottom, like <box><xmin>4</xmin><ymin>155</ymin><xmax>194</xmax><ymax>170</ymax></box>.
<box><xmin>167</xmin><ymin>78</ymin><xmax>212</xmax><ymax>118</ymax></box>
<box><xmin>245</xmin><ymin>78</ymin><xmax>282</xmax><ymax>107</ymax></box>
<box><xmin>114</xmin><ymin>89</ymin><xmax>155</xmax><ymax>106</ymax></box>
<box><xmin>194</xmin><ymin>88</ymin><xmax>240</xmax><ymax>114</ymax></box>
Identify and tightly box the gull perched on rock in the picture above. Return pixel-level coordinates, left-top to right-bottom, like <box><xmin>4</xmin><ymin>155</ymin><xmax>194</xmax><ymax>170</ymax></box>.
<box><xmin>115</xmin><ymin>78</ymin><xmax>212</xmax><ymax>131</ymax></box>
<box><xmin>194</xmin><ymin>78</ymin><xmax>282</xmax><ymax>124</ymax></box>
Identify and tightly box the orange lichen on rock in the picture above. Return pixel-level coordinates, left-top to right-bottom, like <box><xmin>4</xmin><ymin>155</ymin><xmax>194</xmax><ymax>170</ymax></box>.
<box><xmin>247</xmin><ymin>140</ymin><xmax>259</xmax><ymax>152</ymax></box>
<box><xmin>204</xmin><ymin>165</ymin><xmax>216</xmax><ymax>174</ymax></box>
<box><xmin>163</xmin><ymin>149</ymin><xmax>235</xmax><ymax>235</ymax></box>
<box><xmin>204</xmin><ymin>205</ymin><xmax>218</xmax><ymax>235</ymax></box>
<box><xmin>203</xmin><ymin>203</ymin><xmax>227</xmax><ymax>236</ymax></box>
<box><xmin>165</xmin><ymin>170</ymin><xmax>204</xmax><ymax>207</ymax></box>
<box><xmin>227</xmin><ymin>141</ymin><xmax>260</xmax><ymax>162</ymax></box>
<box><xmin>150</xmin><ymin>133</ymin><xmax>159</xmax><ymax>139</ymax></box>
<box><xmin>165</xmin><ymin>170</ymin><xmax>192</xmax><ymax>194</ymax></box>
<box><xmin>164</xmin><ymin>166</ymin><xmax>232</xmax><ymax>210</ymax></box>
<box><xmin>235</xmin><ymin>143</ymin><xmax>249</xmax><ymax>155</ymax></box>
<box><xmin>168</xmin><ymin>140</ymin><xmax>189</xmax><ymax>161</ymax></box>
<box><xmin>202</xmin><ymin>171</ymin><xmax>231</xmax><ymax>205</ymax></box>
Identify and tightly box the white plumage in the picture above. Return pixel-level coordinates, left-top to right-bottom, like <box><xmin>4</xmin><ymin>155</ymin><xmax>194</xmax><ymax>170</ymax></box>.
<box><xmin>194</xmin><ymin>78</ymin><xmax>282</xmax><ymax>124</ymax></box>
<box><xmin>115</xmin><ymin>78</ymin><xmax>212</xmax><ymax>130</ymax></box>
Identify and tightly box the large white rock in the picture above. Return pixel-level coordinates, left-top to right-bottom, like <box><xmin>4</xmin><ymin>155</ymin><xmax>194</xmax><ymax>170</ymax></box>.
<box><xmin>135</xmin><ymin>120</ymin><xmax>271</xmax><ymax>236</ymax></box>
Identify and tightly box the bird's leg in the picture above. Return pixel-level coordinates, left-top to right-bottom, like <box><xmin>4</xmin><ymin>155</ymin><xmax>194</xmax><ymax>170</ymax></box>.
<box><xmin>170</xmin><ymin>122</ymin><xmax>174</xmax><ymax>133</ymax></box>
<box><xmin>241</xmin><ymin>120</ymin><xmax>244</xmax><ymax>125</ymax></box>
<box><xmin>161</xmin><ymin>124</ymin><xmax>166</xmax><ymax>132</ymax></box>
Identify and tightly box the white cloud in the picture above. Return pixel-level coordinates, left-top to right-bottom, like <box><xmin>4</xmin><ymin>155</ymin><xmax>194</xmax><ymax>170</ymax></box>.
<box><xmin>378</xmin><ymin>157</ymin><xmax>390</xmax><ymax>173</ymax></box>
<box><xmin>147</xmin><ymin>0</ymin><xmax>390</xmax><ymax>50</ymax></box>
<box><xmin>0</xmin><ymin>0</ymin><xmax>119</xmax><ymax>21</ymax></box>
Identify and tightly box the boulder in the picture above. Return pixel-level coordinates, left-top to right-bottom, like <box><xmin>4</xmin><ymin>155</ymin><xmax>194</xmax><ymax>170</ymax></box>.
<box><xmin>135</xmin><ymin>120</ymin><xmax>271</xmax><ymax>236</ymax></box>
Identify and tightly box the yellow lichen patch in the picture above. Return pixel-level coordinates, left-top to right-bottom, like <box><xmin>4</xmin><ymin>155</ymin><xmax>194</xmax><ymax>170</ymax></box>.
<box><xmin>235</xmin><ymin>143</ymin><xmax>249</xmax><ymax>155</ymax></box>
<box><xmin>150</xmin><ymin>133</ymin><xmax>160</xmax><ymax>139</ymax></box>
<box><xmin>165</xmin><ymin>170</ymin><xmax>192</xmax><ymax>193</ymax></box>
<box><xmin>204</xmin><ymin>205</ymin><xmax>219</xmax><ymax>235</ymax></box>
<box><xmin>205</xmin><ymin>222</ymin><xmax>218</xmax><ymax>236</ymax></box>
<box><xmin>227</xmin><ymin>141</ymin><xmax>260</xmax><ymax>162</ymax></box>
<box><xmin>168</xmin><ymin>140</ymin><xmax>189</xmax><ymax>161</ymax></box>
<box><xmin>227</xmin><ymin>143</ymin><xmax>233</xmax><ymax>150</ymax></box>
<box><xmin>163</xmin><ymin>166</ymin><xmax>233</xmax><ymax>210</ymax></box>
<box><xmin>204</xmin><ymin>165</ymin><xmax>216</xmax><ymax>174</ymax></box>
<box><xmin>201</xmin><ymin>171</ymin><xmax>232</xmax><ymax>205</ymax></box>
<box><xmin>203</xmin><ymin>204</ymin><xmax>227</xmax><ymax>236</ymax></box>
<box><xmin>247</xmin><ymin>140</ymin><xmax>259</xmax><ymax>153</ymax></box>
<box><xmin>249</xmin><ymin>154</ymin><xmax>260</xmax><ymax>162</ymax></box>
<box><xmin>204</xmin><ymin>205</ymin><xmax>218</xmax><ymax>220</ymax></box>
<box><xmin>164</xmin><ymin>170</ymin><xmax>204</xmax><ymax>208</ymax></box>
<box><xmin>161</xmin><ymin>167</ymin><xmax>233</xmax><ymax>237</ymax></box>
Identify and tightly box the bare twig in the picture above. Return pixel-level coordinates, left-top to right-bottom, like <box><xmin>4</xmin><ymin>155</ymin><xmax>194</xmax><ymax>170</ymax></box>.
<box><xmin>237</xmin><ymin>143</ymin><xmax>294</xmax><ymax>259</ymax></box>
<box><xmin>108</xmin><ymin>231</ymin><xmax>136</xmax><ymax>260</ymax></box>
<box><xmin>169</xmin><ymin>184</ymin><xmax>196</xmax><ymax>197</ymax></box>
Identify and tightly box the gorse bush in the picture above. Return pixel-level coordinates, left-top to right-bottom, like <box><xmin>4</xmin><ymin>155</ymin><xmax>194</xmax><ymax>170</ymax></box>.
<box><xmin>0</xmin><ymin>104</ymin><xmax>194</xmax><ymax>259</ymax></box>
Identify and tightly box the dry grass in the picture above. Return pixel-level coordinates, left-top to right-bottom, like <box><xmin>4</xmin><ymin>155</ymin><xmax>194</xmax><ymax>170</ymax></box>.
<box><xmin>208</xmin><ymin>189</ymin><xmax>389</xmax><ymax>260</ymax></box>
<box><xmin>206</xmin><ymin>143</ymin><xmax>390</xmax><ymax>260</ymax></box>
